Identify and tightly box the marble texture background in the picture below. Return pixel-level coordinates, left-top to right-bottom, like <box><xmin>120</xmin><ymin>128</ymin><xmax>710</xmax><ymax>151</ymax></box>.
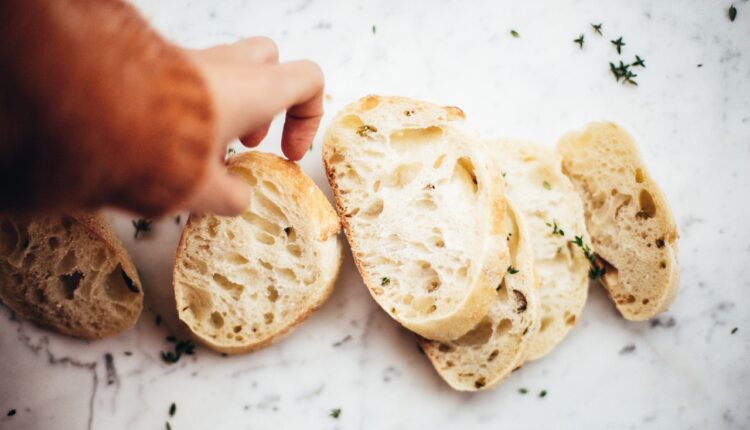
<box><xmin>1</xmin><ymin>0</ymin><xmax>749</xmax><ymax>429</ymax></box>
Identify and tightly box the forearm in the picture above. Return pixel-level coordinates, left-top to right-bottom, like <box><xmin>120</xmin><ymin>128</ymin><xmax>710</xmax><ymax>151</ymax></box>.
<box><xmin>0</xmin><ymin>0</ymin><xmax>214</xmax><ymax>217</ymax></box>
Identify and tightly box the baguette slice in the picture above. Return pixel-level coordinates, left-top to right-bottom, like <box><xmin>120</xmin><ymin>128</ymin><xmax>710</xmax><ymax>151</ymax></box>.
<box><xmin>323</xmin><ymin>95</ymin><xmax>509</xmax><ymax>342</ymax></box>
<box><xmin>0</xmin><ymin>212</ymin><xmax>143</xmax><ymax>339</ymax></box>
<box><xmin>557</xmin><ymin>122</ymin><xmax>679</xmax><ymax>320</ymax></box>
<box><xmin>489</xmin><ymin>139</ymin><xmax>591</xmax><ymax>360</ymax></box>
<box><xmin>419</xmin><ymin>201</ymin><xmax>540</xmax><ymax>391</ymax></box>
<box><xmin>173</xmin><ymin>152</ymin><xmax>343</xmax><ymax>354</ymax></box>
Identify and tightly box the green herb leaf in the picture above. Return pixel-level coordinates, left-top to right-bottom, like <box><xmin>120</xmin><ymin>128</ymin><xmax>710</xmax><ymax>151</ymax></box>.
<box><xmin>610</xmin><ymin>36</ymin><xmax>625</xmax><ymax>54</ymax></box>
<box><xmin>124</xmin><ymin>351</ymin><xmax>132</xmax><ymax>356</ymax></box>
<box><xmin>372</xmin><ymin>25</ymin><xmax>377</xmax><ymax>34</ymax></box>
<box><xmin>161</xmin><ymin>339</ymin><xmax>196</xmax><ymax>364</ymax></box>
<box><xmin>7</xmin><ymin>409</ymin><xmax>17</xmax><ymax>417</ymax></box>
<box><xmin>510</xmin><ymin>29</ymin><xmax>519</xmax><ymax>38</ymax></box>
<box><xmin>507</xmin><ymin>265</ymin><xmax>519</xmax><ymax>275</ymax></box>
<box><xmin>165</xmin><ymin>423</ymin><xmax>172</xmax><ymax>430</ymax></box>
<box><xmin>731</xmin><ymin>327</ymin><xmax>739</xmax><ymax>334</ymax></box>
<box><xmin>729</xmin><ymin>4</ymin><xmax>737</xmax><ymax>21</ymax></box>
<box><xmin>546</xmin><ymin>221</ymin><xmax>565</xmax><ymax>237</ymax></box>
<box><xmin>131</xmin><ymin>219</ymin><xmax>152</xmax><ymax>239</ymax></box>
<box><xmin>632</xmin><ymin>55</ymin><xmax>646</xmax><ymax>68</ymax></box>
<box><xmin>169</xmin><ymin>403</ymin><xmax>176</xmax><ymax>417</ymax></box>
<box><xmin>570</xmin><ymin>235</ymin><xmax>606</xmax><ymax>279</ymax></box>
<box><xmin>226</xmin><ymin>147</ymin><xmax>236</xmax><ymax>156</ymax></box>
<box><xmin>591</xmin><ymin>23</ymin><xmax>603</xmax><ymax>35</ymax></box>
<box><xmin>381</xmin><ymin>277</ymin><xmax>390</xmax><ymax>286</ymax></box>
<box><xmin>330</xmin><ymin>408</ymin><xmax>342</xmax><ymax>418</ymax></box>
<box><xmin>518</xmin><ymin>388</ymin><xmax>528</xmax><ymax>394</ymax></box>
<box><xmin>543</xmin><ymin>180</ymin><xmax>552</xmax><ymax>190</ymax></box>
<box><xmin>175</xmin><ymin>215</ymin><xmax>181</xmax><ymax>224</ymax></box>
<box><xmin>539</xmin><ymin>390</ymin><xmax>548</xmax><ymax>398</ymax></box>
<box><xmin>573</xmin><ymin>34</ymin><xmax>584</xmax><ymax>48</ymax></box>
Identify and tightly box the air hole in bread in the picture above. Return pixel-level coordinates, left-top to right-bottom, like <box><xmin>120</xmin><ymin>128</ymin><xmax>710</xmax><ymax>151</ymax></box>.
<box><xmin>626</xmin><ymin>294</ymin><xmax>636</xmax><ymax>304</ymax></box>
<box><xmin>47</xmin><ymin>237</ymin><xmax>60</xmax><ymax>250</ymax></box>
<box><xmin>496</xmin><ymin>280</ymin><xmax>509</xmax><ymax>302</ymax></box>
<box><xmin>496</xmin><ymin>318</ymin><xmax>512</xmax><ymax>336</ymax></box>
<box><xmin>452</xmin><ymin>157</ymin><xmax>478</xmax><ymax>193</ymax></box>
<box><xmin>445</xmin><ymin>361</ymin><xmax>454</xmax><ymax>368</ymax></box>
<box><xmin>360</xmin><ymin>96</ymin><xmax>380</xmax><ymax>111</ymax></box>
<box><xmin>228</xmin><ymin>253</ymin><xmax>249</xmax><ymax>265</ymax></box>
<box><xmin>386</xmin><ymin>163</ymin><xmax>422</xmax><ymax>188</ymax></box>
<box><xmin>233</xmin><ymin>325</ymin><xmax>242</xmax><ymax>333</ymax></box>
<box><xmin>389</xmin><ymin>127</ymin><xmax>443</xmax><ymax>152</ymax></box>
<box><xmin>22</xmin><ymin>252</ymin><xmax>36</xmax><ymax>267</ymax></box>
<box><xmin>328</xmin><ymin>152</ymin><xmax>345</xmax><ymax>165</ymax></box>
<box><xmin>565</xmin><ymin>314</ymin><xmax>576</xmax><ymax>326</ymax></box>
<box><xmin>636</xmin><ymin>189</ymin><xmax>656</xmax><ymax>219</ymax></box>
<box><xmin>340</xmin><ymin>114</ymin><xmax>364</xmax><ymax>129</ymax></box>
<box><xmin>372</xmin><ymin>180</ymin><xmax>382</xmax><ymax>192</ymax></box>
<box><xmin>259</xmin><ymin>260</ymin><xmax>272</xmax><ymax>270</ymax></box>
<box><xmin>255</xmin><ymin>232</ymin><xmax>275</xmax><ymax>245</ymax></box>
<box><xmin>210</xmin><ymin>311</ymin><xmax>224</xmax><ymax>328</ymax></box>
<box><xmin>266</xmin><ymin>285</ymin><xmax>279</xmax><ymax>302</ymax></box>
<box><xmin>286</xmin><ymin>244</ymin><xmax>302</xmax><ymax>257</ymax></box>
<box><xmin>255</xmin><ymin>193</ymin><xmax>287</xmax><ymax>223</ymax></box>
<box><xmin>438</xmin><ymin>343</ymin><xmax>455</xmax><ymax>353</ymax></box>
<box><xmin>487</xmin><ymin>349</ymin><xmax>500</xmax><ymax>362</ymax></box>
<box><xmin>61</xmin><ymin>216</ymin><xmax>74</xmax><ymax>231</ymax></box>
<box><xmin>474</xmin><ymin>377</ymin><xmax>487</xmax><ymax>389</ymax></box>
<box><xmin>430</xmin><ymin>236</ymin><xmax>445</xmax><ymax>248</ymax></box>
<box><xmin>433</xmin><ymin>154</ymin><xmax>446</xmax><ymax>169</ymax></box>
<box><xmin>634</xmin><ymin>168</ymin><xmax>645</xmax><ymax>183</ymax></box>
<box><xmin>0</xmin><ymin>220</ymin><xmax>18</xmax><ymax>256</ymax></box>
<box><xmin>540</xmin><ymin>317</ymin><xmax>553</xmax><ymax>332</ymax></box>
<box><xmin>207</xmin><ymin>218</ymin><xmax>220</xmax><ymax>238</ymax></box>
<box><xmin>513</xmin><ymin>290</ymin><xmax>527</xmax><ymax>313</ymax></box>
<box><xmin>659</xmin><ymin>261</ymin><xmax>666</xmax><ymax>269</ymax></box>
<box><xmin>614</xmin><ymin>195</ymin><xmax>633</xmax><ymax>219</ymax></box>
<box><xmin>242</xmin><ymin>211</ymin><xmax>282</xmax><ymax>236</ymax></box>
<box><xmin>57</xmin><ymin>250</ymin><xmax>77</xmax><ymax>274</ymax></box>
<box><xmin>58</xmin><ymin>271</ymin><xmax>83</xmax><ymax>300</ymax></box>
<box><xmin>93</xmin><ymin>248</ymin><xmax>108</xmax><ymax>268</ymax></box>
<box><xmin>103</xmin><ymin>266</ymin><xmax>138</xmax><ymax>301</ymax></box>
<box><xmin>276</xmin><ymin>268</ymin><xmax>297</xmax><ymax>283</ymax></box>
<box><xmin>361</xmin><ymin>198</ymin><xmax>384</xmax><ymax>218</ymax></box>
<box><xmin>642</xmin><ymin>298</ymin><xmax>650</xmax><ymax>305</ymax></box>
<box><xmin>457</xmin><ymin>265</ymin><xmax>468</xmax><ymax>279</ymax></box>
<box><xmin>212</xmin><ymin>273</ymin><xmax>244</xmax><ymax>300</ymax></box>
<box><xmin>262</xmin><ymin>180</ymin><xmax>280</xmax><ymax>196</ymax></box>
<box><xmin>454</xmin><ymin>317</ymin><xmax>493</xmax><ymax>346</ymax></box>
<box><xmin>411</xmin><ymin>295</ymin><xmax>436</xmax><ymax>316</ymax></box>
<box><xmin>34</xmin><ymin>288</ymin><xmax>45</xmax><ymax>304</ymax></box>
<box><xmin>183</xmin><ymin>286</ymin><xmax>213</xmax><ymax>320</ymax></box>
<box><xmin>264</xmin><ymin>312</ymin><xmax>274</xmax><ymax>324</ymax></box>
<box><xmin>415</xmin><ymin>197</ymin><xmax>437</xmax><ymax>210</ymax></box>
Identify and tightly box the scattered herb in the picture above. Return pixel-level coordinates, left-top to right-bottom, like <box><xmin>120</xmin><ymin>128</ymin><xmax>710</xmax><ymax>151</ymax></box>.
<box><xmin>404</xmin><ymin>109</ymin><xmax>415</xmax><ymax>116</ymax></box>
<box><xmin>330</xmin><ymin>408</ymin><xmax>342</xmax><ymax>418</ymax></box>
<box><xmin>227</xmin><ymin>147</ymin><xmax>236</xmax><ymax>156</ymax></box>
<box><xmin>619</xmin><ymin>344</ymin><xmax>636</xmax><ymax>354</ymax></box>
<box><xmin>332</xmin><ymin>334</ymin><xmax>352</xmax><ymax>347</ymax></box>
<box><xmin>729</xmin><ymin>4</ymin><xmax>737</xmax><ymax>22</ymax></box>
<box><xmin>518</xmin><ymin>388</ymin><xmax>528</xmax><ymax>394</ymax></box>
<box><xmin>543</xmin><ymin>180</ymin><xmax>552</xmax><ymax>190</ymax></box>
<box><xmin>124</xmin><ymin>351</ymin><xmax>132</xmax><ymax>356</ymax></box>
<box><xmin>501</xmin><ymin>171</ymin><xmax>507</xmax><ymax>178</ymax></box>
<box><xmin>356</xmin><ymin>125</ymin><xmax>377</xmax><ymax>136</ymax></box>
<box><xmin>175</xmin><ymin>215</ymin><xmax>181</xmax><ymax>224</ymax></box>
<box><xmin>697</xmin><ymin>63</ymin><xmax>703</xmax><ymax>68</ymax></box>
<box><xmin>169</xmin><ymin>403</ymin><xmax>176</xmax><ymax>417</ymax></box>
<box><xmin>7</xmin><ymin>409</ymin><xmax>16</xmax><ymax>417</ymax></box>
<box><xmin>510</xmin><ymin>29</ymin><xmax>519</xmax><ymax>38</ymax></box>
<box><xmin>131</xmin><ymin>219</ymin><xmax>152</xmax><ymax>239</ymax></box>
<box><xmin>571</xmin><ymin>235</ymin><xmax>606</xmax><ymax>279</ymax></box>
<box><xmin>650</xmin><ymin>316</ymin><xmax>676</xmax><ymax>328</ymax></box>
<box><xmin>591</xmin><ymin>23</ymin><xmax>603</xmax><ymax>35</ymax></box>
<box><xmin>731</xmin><ymin>327</ymin><xmax>738</xmax><ymax>334</ymax></box>
<box><xmin>166</xmin><ymin>335</ymin><xmax>177</xmax><ymax>343</ymax></box>
<box><xmin>381</xmin><ymin>277</ymin><xmax>390</xmax><ymax>286</ymax></box>
<box><xmin>611</xmin><ymin>36</ymin><xmax>625</xmax><ymax>54</ymax></box>
<box><xmin>161</xmin><ymin>339</ymin><xmax>196</xmax><ymax>364</ymax></box>
<box><xmin>573</xmin><ymin>34</ymin><xmax>585</xmax><ymax>48</ymax></box>
<box><xmin>539</xmin><ymin>390</ymin><xmax>547</xmax><ymax>398</ymax></box>
<box><xmin>155</xmin><ymin>314</ymin><xmax>162</xmax><ymax>326</ymax></box>
<box><xmin>609</xmin><ymin>61</ymin><xmax>638</xmax><ymax>85</ymax></box>
<box><xmin>547</xmin><ymin>221</ymin><xmax>565</xmax><ymax>237</ymax></box>
<box><xmin>632</xmin><ymin>55</ymin><xmax>646</xmax><ymax>68</ymax></box>
<box><xmin>372</xmin><ymin>25</ymin><xmax>376</xmax><ymax>34</ymax></box>
<box><xmin>166</xmin><ymin>423</ymin><xmax>172</xmax><ymax>430</ymax></box>
<box><xmin>507</xmin><ymin>265</ymin><xmax>519</xmax><ymax>275</ymax></box>
<box><xmin>416</xmin><ymin>342</ymin><xmax>425</xmax><ymax>355</ymax></box>
<box><xmin>308</xmin><ymin>143</ymin><xmax>313</xmax><ymax>152</ymax></box>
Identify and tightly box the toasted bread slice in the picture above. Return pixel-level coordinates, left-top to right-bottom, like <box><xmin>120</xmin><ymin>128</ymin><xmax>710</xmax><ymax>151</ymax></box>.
<box><xmin>419</xmin><ymin>201</ymin><xmax>540</xmax><ymax>391</ymax></box>
<box><xmin>557</xmin><ymin>122</ymin><xmax>679</xmax><ymax>320</ymax></box>
<box><xmin>323</xmin><ymin>95</ymin><xmax>509</xmax><ymax>342</ymax></box>
<box><xmin>0</xmin><ymin>212</ymin><xmax>143</xmax><ymax>339</ymax></box>
<box><xmin>489</xmin><ymin>139</ymin><xmax>591</xmax><ymax>360</ymax></box>
<box><xmin>173</xmin><ymin>152</ymin><xmax>342</xmax><ymax>354</ymax></box>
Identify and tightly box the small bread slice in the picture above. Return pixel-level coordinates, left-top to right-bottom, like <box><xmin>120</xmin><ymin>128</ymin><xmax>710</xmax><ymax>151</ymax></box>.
<box><xmin>173</xmin><ymin>152</ymin><xmax>343</xmax><ymax>354</ymax></box>
<box><xmin>0</xmin><ymin>212</ymin><xmax>143</xmax><ymax>339</ymax></box>
<box><xmin>323</xmin><ymin>95</ymin><xmax>509</xmax><ymax>342</ymax></box>
<box><xmin>489</xmin><ymin>139</ymin><xmax>591</xmax><ymax>361</ymax></box>
<box><xmin>557</xmin><ymin>122</ymin><xmax>679</xmax><ymax>320</ymax></box>
<box><xmin>419</xmin><ymin>201</ymin><xmax>540</xmax><ymax>391</ymax></box>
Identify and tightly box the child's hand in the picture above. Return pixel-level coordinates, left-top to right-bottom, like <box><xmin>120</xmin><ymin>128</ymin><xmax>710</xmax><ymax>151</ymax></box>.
<box><xmin>184</xmin><ymin>37</ymin><xmax>324</xmax><ymax>216</ymax></box>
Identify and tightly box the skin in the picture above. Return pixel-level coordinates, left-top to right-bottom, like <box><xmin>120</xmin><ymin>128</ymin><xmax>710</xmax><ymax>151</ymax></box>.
<box><xmin>183</xmin><ymin>37</ymin><xmax>324</xmax><ymax>216</ymax></box>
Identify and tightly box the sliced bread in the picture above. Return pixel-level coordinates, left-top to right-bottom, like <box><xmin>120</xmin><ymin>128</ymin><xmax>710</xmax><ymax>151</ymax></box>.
<box><xmin>557</xmin><ymin>122</ymin><xmax>679</xmax><ymax>320</ymax></box>
<box><xmin>489</xmin><ymin>139</ymin><xmax>591</xmax><ymax>361</ymax></box>
<box><xmin>173</xmin><ymin>152</ymin><xmax>343</xmax><ymax>354</ymax></box>
<box><xmin>419</xmin><ymin>201</ymin><xmax>540</xmax><ymax>391</ymax></box>
<box><xmin>323</xmin><ymin>95</ymin><xmax>509</xmax><ymax>342</ymax></box>
<box><xmin>0</xmin><ymin>212</ymin><xmax>143</xmax><ymax>339</ymax></box>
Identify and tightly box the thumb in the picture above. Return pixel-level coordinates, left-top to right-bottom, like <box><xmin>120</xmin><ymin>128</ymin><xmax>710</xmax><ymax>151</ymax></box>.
<box><xmin>186</xmin><ymin>163</ymin><xmax>249</xmax><ymax>216</ymax></box>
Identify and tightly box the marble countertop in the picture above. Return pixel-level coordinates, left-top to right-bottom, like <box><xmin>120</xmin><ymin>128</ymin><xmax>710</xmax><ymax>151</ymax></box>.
<box><xmin>2</xmin><ymin>0</ymin><xmax>749</xmax><ymax>429</ymax></box>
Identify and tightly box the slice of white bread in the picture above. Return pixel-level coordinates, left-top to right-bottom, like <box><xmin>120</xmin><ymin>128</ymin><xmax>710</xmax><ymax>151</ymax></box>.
<box><xmin>489</xmin><ymin>139</ymin><xmax>591</xmax><ymax>361</ymax></box>
<box><xmin>557</xmin><ymin>122</ymin><xmax>679</xmax><ymax>320</ymax></box>
<box><xmin>419</xmin><ymin>201</ymin><xmax>540</xmax><ymax>391</ymax></box>
<box><xmin>173</xmin><ymin>152</ymin><xmax>343</xmax><ymax>354</ymax></box>
<box><xmin>0</xmin><ymin>212</ymin><xmax>143</xmax><ymax>339</ymax></box>
<box><xmin>323</xmin><ymin>95</ymin><xmax>509</xmax><ymax>342</ymax></box>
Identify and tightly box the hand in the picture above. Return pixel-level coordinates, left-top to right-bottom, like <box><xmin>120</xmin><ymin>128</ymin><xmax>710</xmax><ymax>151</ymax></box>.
<box><xmin>183</xmin><ymin>37</ymin><xmax>324</xmax><ymax>216</ymax></box>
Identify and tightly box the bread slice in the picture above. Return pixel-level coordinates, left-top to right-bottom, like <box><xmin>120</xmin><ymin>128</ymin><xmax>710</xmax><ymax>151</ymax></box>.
<box><xmin>0</xmin><ymin>212</ymin><xmax>143</xmax><ymax>339</ymax></box>
<box><xmin>173</xmin><ymin>152</ymin><xmax>342</xmax><ymax>354</ymax></box>
<box><xmin>419</xmin><ymin>201</ymin><xmax>540</xmax><ymax>391</ymax></box>
<box><xmin>323</xmin><ymin>95</ymin><xmax>509</xmax><ymax>342</ymax></box>
<box><xmin>488</xmin><ymin>139</ymin><xmax>591</xmax><ymax>361</ymax></box>
<box><xmin>557</xmin><ymin>122</ymin><xmax>679</xmax><ymax>320</ymax></box>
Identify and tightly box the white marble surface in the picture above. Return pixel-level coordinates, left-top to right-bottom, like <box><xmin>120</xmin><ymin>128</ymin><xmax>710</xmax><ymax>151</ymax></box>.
<box><xmin>2</xmin><ymin>0</ymin><xmax>749</xmax><ymax>429</ymax></box>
